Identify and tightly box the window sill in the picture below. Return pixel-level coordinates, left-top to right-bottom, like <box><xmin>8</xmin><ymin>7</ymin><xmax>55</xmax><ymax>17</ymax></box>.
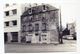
<box><xmin>4</xmin><ymin>25</ymin><xmax>17</xmax><ymax>28</ymax></box>
<box><xmin>4</xmin><ymin>14</ymin><xmax>17</xmax><ymax>18</ymax></box>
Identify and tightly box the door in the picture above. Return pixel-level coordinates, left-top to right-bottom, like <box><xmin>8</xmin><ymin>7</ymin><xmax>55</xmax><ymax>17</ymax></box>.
<box><xmin>26</xmin><ymin>35</ymin><xmax>32</xmax><ymax>43</ymax></box>
<box><xmin>4</xmin><ymin>33</ymin><xmax>8</xmax><ymax>43</ymax></box>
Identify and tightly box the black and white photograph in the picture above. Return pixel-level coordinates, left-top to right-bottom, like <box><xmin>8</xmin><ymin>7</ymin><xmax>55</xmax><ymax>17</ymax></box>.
<box><xmin>0</xmin><ymin>0</ymin><xmax>80</xmax><ymax>54</ymax></box>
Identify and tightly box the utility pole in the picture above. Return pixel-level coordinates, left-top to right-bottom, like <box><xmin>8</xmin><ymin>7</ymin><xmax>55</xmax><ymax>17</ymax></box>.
<box><xmin>59</xmin><ymin>6</ymin><xmax>63</xmax><ymax>44</ymax></box>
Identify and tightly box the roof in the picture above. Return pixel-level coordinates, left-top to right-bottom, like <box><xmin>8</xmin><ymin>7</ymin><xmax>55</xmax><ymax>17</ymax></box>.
<box><xmin>21</xmin><ymin>4</ymin><xmax>59</xmax><ymax>17</ymax></box>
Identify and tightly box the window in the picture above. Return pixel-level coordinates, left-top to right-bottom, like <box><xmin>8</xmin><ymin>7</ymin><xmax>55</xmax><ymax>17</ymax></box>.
<box><xmin>35</xmin><ymin>24</ymin><xmax>39</xmax><ymax>31</ymax></box>
<box><xmin>42</xmin><ymin>17</ymin><xmax>46</xmax><ymax>22</ymax></box>
<box><xmin>28</xmin><ymin>8</ymin><xmax>32</xmax><ymax>14</ymax></box>
<box><xmin>42</xmin><ymin>23</ymin><xmax>47</xmax><ymax>32</ymax></box>
<box><xmin>12</xmin><ymin>9</ymin><xmax>17</xmax><ymax>15</ymax></box>
<box><xmin>29</xmin><ymin>16</ymin><xmax>33</xmax><ymax>21</ymax></box>
<box><xmin>35</xmin><ymin>15</ymin><xmax>38</xmax><ymax>20</ymax></box>
<box><xmin>5</xmin><ymin>11</ymin><xmax>9</xmax><ymax>16</ymax></box>
<box><xmin>46</xmin><ymin>6</ymin><xmax>49</xmax><ymax>10</ymax></box>
<box><xmin>28</xmin><ymin>24</ymin><xmax>33</xmax><ymax>32</ymax></box>
<box><xmin>43</xmin><ymin>5</ymin><xmax>46</xmax><ymax>10</ymax></box>
<box><xmin>5</xmin><ymin>22</ymin><xmax>9</xmax><ymax>26</ymax></box>
<box><xmin>35</xmin><ymin>33</ymin><xmax>39</xmax><ymax>36</ymax></box>
<box><xmin>32</xmin><ymin>7</ymin><xmax>36</xmax><ymax>13</ymax></box>
<box><xmin>39</xmin><ymin>35</ymin><xmax>41</xmax><ymax>41</ymax></box>
<box><xmin>42</xmin><ymin>17</ymin><xmax>45</xmax><ymax>22</ymax></box>
<box><xmin>42</xmin><ymin>35</ymin><xmax>47</xmax><ymax>40</ymax></box>
<box><xmin>25</xmin><ymin>7</ymin><xmax>27</xmax><ymax>11</ymax></box>
<box><xmin>22</xmin><ymin>25</ymin><xmax>26</xmax><ymax>32</ymax></box>
<box><xmin>13</xmin><ymin>3</ymin><xmax>16</xmax><ymax>5</ymax></box>
<box><xmin>12</xmin><ymin>20</ymin><xmax>17</xmax><ymax>26</ymax></box>
<box><xmin>42</xmin><ymin>13</ymin><xmax>46</xmax><ymax>19</ymax></box>
<box><xmin>6</xmin><ymin>4</ymin><xmax>9</xmax><ymax>7</ymax></box>
<box><xmin>38</xmin><ymin>14</ymin><xmax>42</xmax><ymax>19</ymax></box>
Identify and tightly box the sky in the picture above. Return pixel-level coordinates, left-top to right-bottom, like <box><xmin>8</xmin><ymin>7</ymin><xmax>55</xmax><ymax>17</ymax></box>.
<box><xmin>4</xmin><ymin>0</ymin><xmax>78</xmax><ymax>28</ymax></box>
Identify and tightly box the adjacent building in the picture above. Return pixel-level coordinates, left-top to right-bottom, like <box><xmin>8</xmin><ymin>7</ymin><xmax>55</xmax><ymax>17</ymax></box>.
<box><xmin>67</xmin><ymin>22</ymin><xmax>76</xmax><ymax>39</ymax></box>
<box><xmin>21</xmin><ymin>4</ymin><xmax>59</xmax><ymax>44</ymax></box>
<box><xmin>4</xmin><ymin>3</ymin><xmax>31</xmax><ymax>43</ymax></box>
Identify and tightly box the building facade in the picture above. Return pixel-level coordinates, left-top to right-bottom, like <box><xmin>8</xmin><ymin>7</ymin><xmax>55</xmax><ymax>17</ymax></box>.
<box><xmin>4</xmin><ymin>3</ymin><xmax>31</xmax><ymax>43</ymax></box>
<box><xmin>21</xmin><ymin>4</ymin><xmax>59</xmax><ymax>44</ymax></box>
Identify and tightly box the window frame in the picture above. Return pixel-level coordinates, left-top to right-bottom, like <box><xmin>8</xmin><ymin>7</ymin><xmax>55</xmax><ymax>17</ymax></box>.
<box><xmin>12</xmin><ymin>9</ymin><xmax>17</xmax><ymax>15</ymax></box>
<box><xmin>35</xmin><ymin>23</ymin><xmax>39</xmax><ymax>31</ymax></box>
<box><xmin>12</xmin><ymin>20</ymin><xmax>17</xmax><ymax>26</ymax></box>
<box><xmin>5</xmin><ymin>11</ymin><xmax>9</xmax><ymax>16</ymax></box>
<box><xmin>5</xmin><ymin>22</ymin><xmax>9</xmax><ymax>26</ymax></box>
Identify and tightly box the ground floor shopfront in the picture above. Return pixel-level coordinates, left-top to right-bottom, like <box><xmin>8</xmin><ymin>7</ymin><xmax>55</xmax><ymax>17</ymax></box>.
<box><xmin>21</xmin><ymin>29</ymin><xmax>59</xmax><ymax>44</ymax></box>
<box><xmin>4</xmin><ymin>30</ymin><xmax>59</xmax><ymax>44</ymax></box>
<box><xmin>4</xmin><ymin>32</ymin><xmax>20</xmax><ymax>43</ymax></box>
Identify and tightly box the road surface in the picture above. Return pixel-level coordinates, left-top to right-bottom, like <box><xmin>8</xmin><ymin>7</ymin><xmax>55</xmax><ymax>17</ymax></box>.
<box><xmin>5</xmin><ymin>39</ymin><xmax>76</xmax><ymax>53</ymax></box>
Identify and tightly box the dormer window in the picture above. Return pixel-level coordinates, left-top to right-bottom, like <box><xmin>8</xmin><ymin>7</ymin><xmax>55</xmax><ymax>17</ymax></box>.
<box><xmin>13</xmin><ymin>3</ymin><xmax>16</xmax><ymax>5</ymax></box>
<box><xmin>28</xmin><ymin>8</ymin><xmax>32</xmax><ymax>14</ymax></box>
<box><xmin>42</xmin><ymin>5</ymin><xmax>48</xmax><ymax>11</ymax></box>
<box><xmin>5</xmin><ymin>4</ymin><xmax>9</xmax><ymax>7</ymax></box>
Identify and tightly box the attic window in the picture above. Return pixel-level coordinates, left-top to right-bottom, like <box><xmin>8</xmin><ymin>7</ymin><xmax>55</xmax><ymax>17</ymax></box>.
<box><xmin>28</xmin><ymin>8</ymin><xmax>32</xmax><ymax>14</ymax></box>
<box><xmin>43</xmin><ymin>5</ymin><xmax>46</xmax><ymax>10</ymax></box>
<box><xmin>6</xmin><ymin>4</ymin><xmax>9</xmax><ymax>7</ymax></box>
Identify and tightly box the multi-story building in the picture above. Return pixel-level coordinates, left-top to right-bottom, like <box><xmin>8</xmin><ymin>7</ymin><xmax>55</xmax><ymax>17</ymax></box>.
<box><xmin>4</xmin><ymin>3</ymin><xmax>31</xmax><ymax>43</ymax></box>
<box><xmin>67</xmin><ymin>22</ymin><xmax>76</xmax><ymax>39</ymax></box>
<box><xmin>21</xmin><ymin>4</ymin><xmax>59</xmax><ymax>44</ymax></box>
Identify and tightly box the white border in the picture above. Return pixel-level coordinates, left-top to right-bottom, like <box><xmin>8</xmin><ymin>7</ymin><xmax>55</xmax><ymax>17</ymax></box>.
<box><xmin>0</xmin><ymin>0</ymin><xmax>80</xmax><ymax>54</ymax></box>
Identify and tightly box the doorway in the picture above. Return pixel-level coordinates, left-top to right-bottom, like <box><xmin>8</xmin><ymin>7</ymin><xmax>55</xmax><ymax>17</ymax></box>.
<box><xmin>4</xmin><ymin>33</ymin><xmax>8</xmax><ymax>43</ymax></box>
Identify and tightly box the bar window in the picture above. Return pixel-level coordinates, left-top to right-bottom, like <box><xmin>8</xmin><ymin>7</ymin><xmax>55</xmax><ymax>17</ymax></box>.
<box><xmin>12</xmin><ymin>20</ymin><xmax>17</xmax><ymax>26</ymax></box>
<box><xmin>12</xmin><ymin>9</ymin><xmax>17</xmax><ymax>15</ymax></box>
<box><xmin>5</xmin><ymin>22</ymin><xmax>9</xmax><ymax>26</ymax></box>
<box><xmin>5</xmin><ymin>11</ymin><xmax>9</xmax><ymax>16</ymax></box>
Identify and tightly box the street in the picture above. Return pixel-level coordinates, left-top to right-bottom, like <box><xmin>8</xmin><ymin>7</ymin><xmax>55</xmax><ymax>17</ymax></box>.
<box><xmin>5</xmin><ymin>39</ymin><xmax>76</xmax><ymax>53</ymax></box>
